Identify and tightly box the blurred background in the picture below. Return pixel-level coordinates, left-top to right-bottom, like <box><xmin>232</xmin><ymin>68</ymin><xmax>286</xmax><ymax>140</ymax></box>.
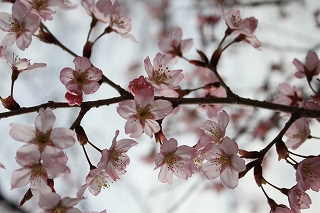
<box><xmin>0</xmin><ymin>0</ymin><xmax>320</xmax><ymax>212</ymax></box>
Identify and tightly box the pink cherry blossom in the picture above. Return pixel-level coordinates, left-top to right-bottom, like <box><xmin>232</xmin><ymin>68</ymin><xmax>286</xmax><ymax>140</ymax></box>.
<box><xmin>201</xmin><ymin>137</ymin><xmax>245</xmax><ymax>189</ymax></box>
<box><xmin>117</xmin><ymin>88</ymin><xmax>173</xmax><ymax>138</ymax></box>
<box><xmin>288</xmin><ymin>185</ymin><xmax>311</xmax><ymax>213</ymax></box>
<box><xmin>60</xmin><ymin>56</ymin><xmax>102</xmax><ymax>104</ymax></box>
<box><xmin>293</xmin><ymin>52</ymin><xmax>320</xmax><ymax>81</ymax></box>
<box><xmin>11</xmin><ymin>145</ymin><xmax>69</xmax><ymax>194</ymax></box>
<box><xmin>219</xmin><ymin>5</ymin><xmax>258</xmax><ymax>36</ymax></box>
<box><xmin>37</xmin><ymin>192</ymin><xmax>82</xmax><ymax>213</ymax></box>
<box><xmin>128</xmin><ymin>75</ymin><xmax>153</xmax><ymax>95</ymax></box>
<box><xmin>200</xmin><ymin>110</ymin><xmax>229</xmax><ymax>143</ymax></box>
<box><xmin>0</xmin><ymin>46</ymin><xmax>46</xmax><ymax>72</ymax></box>
<box><xmin>285</xmin><ymin>118</ymin><xmax>310</xmax><ymax>150</ymax></box>
<box><xmin>77</xmin><ymin>168</ymin><xmax>112</xmax><ymax>197</ymax></box>
<box><xmin>97</xmin><ymin>130</ymin><xmax>138</xmax><ymax>181</ymax></box>
<box><xmin>296</xmin><ymin>156</ymin><xmax>320</xmax><ymax>191</ymax></box>
<box><xmin>144</xmin><ymin>52</ymin><xmax>184</xmax><ymax>90</ymax></box>
<box><xmin>154</xmin><ymin>138</ymin><xmax>197</xmax><ymax>184</ymax></box>
<box><xmin>0</xmin><ymin>1</ymin><xmax>40</xmax><ymax>50</ymax></box>
<box><xmin>158</xmin><ymin>26</ymin><xmax>193</xmax><ymax>61</ymax></box>
<box><xmin>273</xmin><ymin>83</ymin><xmax>304</xmax><ymax>107</ymax></box>
<box><xmin>219</xmin><ymin>5</ymin><xmax>262</xmax><ymax>49</ymax></box>
<box><xmin>9</xmin><ymin>107</ymin><xmax>75</xmax><ymax>156</ymax></box>
<box><xmin>20</xmin><ymin>0</ymin><xmax>65</xmax><ymax>21</ymax></box>
<box><xmin>82</xmin><ymin>0</ymin><xmax>137</xmax><ymax>42</ymax></box>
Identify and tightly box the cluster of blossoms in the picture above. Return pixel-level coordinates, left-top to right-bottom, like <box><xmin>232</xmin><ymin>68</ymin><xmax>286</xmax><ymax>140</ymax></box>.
<box><xmin>9</xmin><ymin>108</ymin><xmax>81</xmax><ymax>210</ymax></box>
<box><xmin>77</xmin><ymin>130</ymin><xmax>137</xmax><ymax>197</ymax></box>
<box><xmin>81</xmin><ymin>0</ymin><xmax>136</xmax><ymax>42</ymax></box>
<box><xmin>267</xmin><ymin>52</ymin><xmax>320</xmax><ymax>213</ymax></box>
<box><xmin>152</xmin><ymin>110</ymin><xmax>245</xmax><ymax>188</ymax></box>
<box><xmin>1</xmin><ymin>0</ymin><xmax>320</xmax><ymax>212</ymax></box>
<box><xmin>0</xmin><ymin>0</ymin><xmax>75</xmax><ymax>50</ymax></box>
<box><xmin>9</xmin><ymin>108</ymin><xmax>131</xmax><ymax>212</ymax></box>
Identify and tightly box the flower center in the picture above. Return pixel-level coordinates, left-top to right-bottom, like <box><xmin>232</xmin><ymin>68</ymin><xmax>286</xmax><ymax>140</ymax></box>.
<box><xmin>93</xmin><ymin>174</ymin><xmax>110</xmax><ymax>191</ymax></box>
<box><xmin>136</xmin><ymin>105</ymin><xmax>153</xmax><ymax>120</ymax></box>
<box><xmin>230</xmin><ymin>15</ymin><xmax>243</xmax><ymax>27</ymax></box>
<box><xmin>73</xmin><ymin>70</ymin><xmax>89</xmax><ymax>86</ymax></box>
<box><xmin>34</xmin><ymin>129</ymin><xmax>51</xmax><ymax>152</ymax></box>
<box><xmin>10</xmin><ymin>19</ymin><xmax>24</xmax><ymax>35</ymax></box>
<box><xmin>33</xmin><ymin>0</ymin><xmax>49</xmax><ymax>10</ymax></box>
<box><xmin>52</xmin><ymin>205</ymin><xmax>66</xmax><ymax>213</ymax></box>
<box><xmin>302</xmin><ymin>164</ymin><xmax>319</xmax><ymax>182</ymax></box>
<box><xmin>30</xmin><ymin>163</ymin><xmax>47</xmax><ymax>181</ymax></box>
<box><xmin>153</xmin><ymin>64</ymin><xmax>172</xmax><ymax>85</ymax></box>
<box><xmin>219</xmin><ymin>154</ymin><xmax>231</xmax><ymax>169</ymax></box>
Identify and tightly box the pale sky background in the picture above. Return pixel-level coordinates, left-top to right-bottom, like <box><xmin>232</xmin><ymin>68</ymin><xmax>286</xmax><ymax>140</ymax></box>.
<box><xmin>0</xmin><ymin>0</ymin><xmax>320</xmax><ymax>213</ymax></box>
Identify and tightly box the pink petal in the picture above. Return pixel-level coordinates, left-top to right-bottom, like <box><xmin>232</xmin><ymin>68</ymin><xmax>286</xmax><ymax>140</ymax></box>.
<box><xmin>220</xmin><ymin>167</ymin><xmax>239</xmax><ymax>189</ymax></box>
<box><xmin>50</xmin><ymin>128</ymin><xmax>75</xmax><ymax>149</ymax></box>
<box><xmin>11</xmin><ymin>167</ymin><xmax>31</xmax><ymax>189</ymax></box>
<box><xmin>35</xmin><ymin>108</ymin><xmax>56</xmax><ymax>132</ymax></box>
<box><xmin>73</xmin><ymin>56</ymin><xmax>91</xmax><ymax>71</ymax></box>
<box><xmin>9</xmin><ymin>123</ymin><xmax>35</xmax><ymax>142</ymax></box>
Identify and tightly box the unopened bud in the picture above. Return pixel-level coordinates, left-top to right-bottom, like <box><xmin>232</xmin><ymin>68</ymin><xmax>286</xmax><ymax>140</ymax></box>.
<box><xmin>83</xmin><ymin>41</ymin><xmax>93</xmax><ymax>58</ymax></box>
<box><xmin>75</xmin><ymin>125</ymin><xmax>89</xmax><ymax>145</ymax></box>
<box><xmin>254</xmin><ymin>164</ymin><xmax>265</xmax><ymax>186</ymax></box>
<box><xmin>276</xmin><ymin>140</ymin><xmax>288</xmax><ymax>160</ymax></box>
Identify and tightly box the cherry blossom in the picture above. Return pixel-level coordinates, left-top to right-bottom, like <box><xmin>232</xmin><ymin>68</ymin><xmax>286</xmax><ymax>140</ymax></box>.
<box><xmin>296</xmin><ymin>156</ymin><xmax>320</xmax><ymax>191</ymax></box>
<box><xmin>293</xmin><ymin>52</ymin><xmax>320</xmax><ymax>81</ymax></box>
<box><xmin>9</xmin><ymin>107</ymin><xmax>75</xmax><ymax>157</ymax></box>
<box><xmin>11</xmin><ymin>145</ymin><xmax>69</xmax><ymax>196</ymax></box>
<box><xmin>37</xmin><ymin>192</ymin><xmax>82</xmax><ymax>213</ymax></box>
<box><xmin>144</xmin><ymin>52</ymin><xmax>184</xmax><ymax>90</ymax></box>
<box><xmin>117</xmin><ymin>88</ymin><xmax>173</xmax><ymax>138</ymax></box>
<box><xmin>97</xmin><ymin>130</ymin><xmax>138</xmax><ymax>181</ymax></box>
<box><xmin>201</xmin><ymin>137</ymin><xmax>245</xmax><ymax>189</ymax></box>
<box><xmin>219</xmin><ymin>5</ymin><xmax>262</xmax><ymax>49</ymax></box>
<box><xmin>288</xmin><ymin>185</ymin><xmax>311</xmax><ymax>213</ymax></box>
<box><xmin>20</xmin><ymin>0</ymin><xmax>65</xmax><ymax>21</ymax></box>
<box><xmin>128</xmin><ymin>75</ymin><xmax>153</xmax><ymax>95</ymax></box>
<box><xmin>158</xmin><ymin>26</ymin><xmax>193</xmax><ymax>61</ymax></box>
<box><xmin>273</xmin><ymin>83</ymin><xmax>304</xmax><ymax>107</ymax></box>
<box><xmin>284</xmin><ymin>118</ymin><xmax>310</xmax><ymax>150</ymax></box>
<box><xmin>0</xmin><ymin>45</ymin><xmax>46</xmax><ymax>73</ymax></box>
<box><xmin>219</xmin><ymin>5</ymin><xmax>258</xmax><ymax>36</ymax></box>
<box><xmin>0</xmin><ymin>0</ymin><xmax>40</xmax><ymax>50</ymax></box>
<box><xmin>154</xmin><ymin>138</ymin><xmax>197</xmax><ymax>184</ymax></box>
<box><xmin>82</xmin><ymin>0</ymin><xmax>136</xmax><ymax>42</ymax></box>
<box><xmin>77</xmin><ymin>168</ymin><xmax>112</xmax><ymax>197</ymax></box>
<box><xmin>200</xmin><ymin>110</ymin><xmax>229</xmax><ymax>143</ymax></box>
<box><xmin>60</xmin><ymin>56</ymin><xmax>102</xmax><ymax>104</ymax></box>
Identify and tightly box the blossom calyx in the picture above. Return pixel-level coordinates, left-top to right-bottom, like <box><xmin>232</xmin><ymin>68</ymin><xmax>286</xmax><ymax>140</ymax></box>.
<box><xmin>0</xmin><ymin>95</ymin><xmax>20</xmax><ymax>111</ymax></box>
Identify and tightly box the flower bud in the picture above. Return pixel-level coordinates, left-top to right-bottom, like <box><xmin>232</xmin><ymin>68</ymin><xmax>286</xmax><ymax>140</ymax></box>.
<box><xmin>254</xmin><ymin>164</ymin><xmax>265</xmax><ymax>186</ymax></box>
<box><xmin>276</xmin><ymin>140</ymin><xmax>288</xmax><ymax>160</ymax></box>
<box><xmin>75</xmin><ymin>125</ymin><xmax>89</xmax><ymax>146</ymax></box>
